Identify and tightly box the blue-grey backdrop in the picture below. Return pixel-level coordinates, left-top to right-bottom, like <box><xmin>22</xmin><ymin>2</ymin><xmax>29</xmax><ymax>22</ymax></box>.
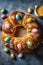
<box><xmin>0</xmin><ymin>0</ymin><xmax>43</xmax><ymax>65</ymax></box>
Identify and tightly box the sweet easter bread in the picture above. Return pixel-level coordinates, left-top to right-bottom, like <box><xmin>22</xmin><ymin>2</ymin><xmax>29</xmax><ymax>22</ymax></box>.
<box><xmin>2</xmin><ymin>11</ymin><xmax>41</xmax><ymax>53</ymax></box>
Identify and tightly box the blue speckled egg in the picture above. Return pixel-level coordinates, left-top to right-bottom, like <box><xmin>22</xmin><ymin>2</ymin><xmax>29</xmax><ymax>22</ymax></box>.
<box><xmin>4</xmin><ymin>37</ymin><xmax>11</xmax><ymax>42</ymax></box>
<box><xmin>16</xmin><ymin>14</ymin><xmax>21</xmax><ymax>20</ymax></box>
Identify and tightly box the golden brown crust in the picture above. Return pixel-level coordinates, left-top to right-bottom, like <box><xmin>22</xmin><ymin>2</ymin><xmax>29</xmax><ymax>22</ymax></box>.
<box><xmin>2</xmin><ymin>18</ymin><xmax>16</xmax><ymax>34</ymax></box>
<box><xmin>8</xmin><ymin>11</ymin><xmax>25</xmax><ymax>26</ymax></box>
<box><xmin>2</xmin><ymin>11</ymin><xmax>41</xmax><ymax>53</ymax></box>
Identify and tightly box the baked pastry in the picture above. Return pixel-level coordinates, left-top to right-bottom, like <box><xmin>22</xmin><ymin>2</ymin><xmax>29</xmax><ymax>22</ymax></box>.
<box><xmin>2</xmin><ymin>11</ymin><xmax>41</xmax><ymax>53</ymax></box>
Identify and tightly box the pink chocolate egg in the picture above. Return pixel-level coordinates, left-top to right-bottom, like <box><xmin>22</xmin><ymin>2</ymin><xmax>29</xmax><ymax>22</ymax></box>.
<box><xmin>1</xmin><ymin>14</ymin><xmax>7</xmax><ymax>19</ymax></box>
<box><xmin>32</xmin><ymin>28</ymin><xmax>38</xmax><ymax>33</ymax></box>
<box><xmin>17</xmin><ymin>43</ymin><xmax>22</xmax><ymax>50</ymax></box>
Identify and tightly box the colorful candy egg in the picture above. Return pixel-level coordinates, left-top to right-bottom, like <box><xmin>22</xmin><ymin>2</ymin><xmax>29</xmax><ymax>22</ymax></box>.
<box><xmin>27</xmin><ymin>8</ymin><xmax>32</xmax><ymax>13</ymax></box>
<box><xmin>27</xmin><ymin>41</ymin><xmax>32</xmax><ymax>47</ymax></box>
<box><xmin>18</xmin><ymin>53</ymin><xmax>23</xmax><ymax>58</ymax></box>
<box><xmin>10</xmin><ymin>53</ymin><xmax>15</xmax><ymax>59</ymax></box>
<box><xmin>4</xmin><ymin>37</ymin><xmax>11</xmax><ymax>42</ymax></box>
<box><xmin>1</xmin><ymin>14</ymin><xmax>7</xmax><ymax>19</ymax></box>
<box><xmin>3</xmin><ymin>48</ymin><xmax>9</xmax><ymax>53</ymax></box>
<box><xmin>16</xmin><ymin>14</ymin><xmax>21</xmax><ymax>20</ymax></box>
<box><xmin>1</xmin><ymin>9</ymin><xmax>7</xmax><ymax>14</ymax></box>
<box><xmin>17</xmin><ymin>43</ymin><xmax>22</xmax><ymax>50</ymax></box>
<box><xmin>27</xmin><ymin>18</ymin><xmax>32</xmax><ymax>23</ymax></box>
<box><xmin>32</xmin><ymin>28</ymin><xmax>38</xmax><ymax>33</ymax></box>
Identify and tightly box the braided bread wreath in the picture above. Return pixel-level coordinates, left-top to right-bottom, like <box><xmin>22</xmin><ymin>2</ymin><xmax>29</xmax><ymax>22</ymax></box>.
<box><xmin>2</xmin><ymin>11</ymin><xmax>41</xmax><ymax>53</ymax></box>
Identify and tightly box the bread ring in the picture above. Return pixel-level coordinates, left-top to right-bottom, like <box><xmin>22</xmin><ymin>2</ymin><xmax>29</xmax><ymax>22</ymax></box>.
<box><xmin>2</xmin><ymin>11</ymin><xmax>41</xmax><ymax>53</ymax></box>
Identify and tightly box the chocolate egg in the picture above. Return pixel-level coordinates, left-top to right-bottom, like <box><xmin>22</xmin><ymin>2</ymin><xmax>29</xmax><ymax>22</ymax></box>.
<box><xmin>27</xmin><ymin>18</ymin><xmax>32</xmax><ymax>23</ymax></box>
<box><xmin>27</xmin><ymin>41</ymin><xmax>32</xmax><ymax>47</ymax></box>
<box><xmin>17</xmin><ymin>43</ymin><xmax>22</xmax><ymax>50</ymax></box>
<box><xmin>3</xmin><ymin>48</ymin><xmax>9</xmax><ymax>53</ymax></box>
<box><xmin>1</xmin><ymin>9</ymin><xmax>7</xmax><ymax>14</ymax></box>
<box><xmin>27</xmin><ymin>8</ymin><xmax>32</xmax><ymax>13</ymax></box>
<box><xmin>1</xmin><ymin>14</ymin><xmax>7</xmax><ymax>19</ymax></box>
<box><xmin>10</xmin><ymin>53</ymin><xmax>15</xmax><ymax>59</ymax></box>
<box><xmin>16</xmin><ymin>14</ymin><xmax>21</xmax><ymax>20</ymax></box>
<box><xmin>4</xmin><ymin>37</ymin><xmax>11</xmax><ymax>42</ymax></box>
<box><xmin>32</xmin><ymin>28</ymin><xmax>38</xmax><ymax>33</ymax></box>
<box><xmin>18</xmin><ymin>53</ymin><xmax>23</xmax><ymax>58</ymax></box>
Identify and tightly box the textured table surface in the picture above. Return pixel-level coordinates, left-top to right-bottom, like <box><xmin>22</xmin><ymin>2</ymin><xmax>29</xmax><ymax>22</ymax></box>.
<box><xmin>0</xmin><ymin>0</ymin><xmax>43</xmax><ymax>65</ymax></box>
